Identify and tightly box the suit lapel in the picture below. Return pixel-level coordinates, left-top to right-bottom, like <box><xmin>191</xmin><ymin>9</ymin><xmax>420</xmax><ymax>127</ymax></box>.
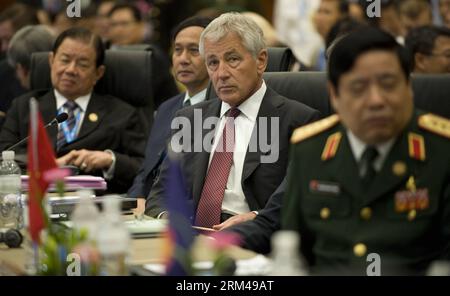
<box><xmin>146</xmin><ymin>94</ymin><xmax>185</xmax><ymax>174</ymax></box>
<box><xmin>363</xmin><ymin>116</ymin><xmax>424</xmax><ymax>205</ymax></box>
<box><xmin>74</xmin><ymin>93</ymin><xmax>107</xmax><ymax>143</ymax></box>
<box><xmin>242</xmin><ymin>87</ymin><xmax>282</xmax><ymax>181</ymax></box>
<box><xmin>192</xmin><ymin>99</ymin><xmax>221</xmax><ymax>204</ymax></box>
<box><xmin>38</xmin><ymin>91</ymin><xmax>58</xmax><ymax>147</ymax></box>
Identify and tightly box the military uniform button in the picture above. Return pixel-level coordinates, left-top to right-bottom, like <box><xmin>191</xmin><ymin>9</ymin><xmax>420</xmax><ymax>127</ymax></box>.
<box><xmin>320</xmin><ymin>207</ymin><xmax>330</xmax><ymax>220</ymax></box>
<box><xmin>408</xmin><ymin>209</ymin><xmax>417</xmax><ymax>221</ymax></box>
<box><xmin>360</xmin><ymin>207</ymin><xmax>372</xmax><ymax>220</ymax></box>
<box><xmin>353</xmin><ymin>243</ymin><xmax>367</xmax><ymax>257</ymax></box>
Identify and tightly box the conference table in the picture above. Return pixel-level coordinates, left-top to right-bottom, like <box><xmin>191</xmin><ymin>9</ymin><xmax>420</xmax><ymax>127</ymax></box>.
<box><xmin>0</xmin><ymin>212</ymin><xmax>257</xmax><ymax>275</ymax></box>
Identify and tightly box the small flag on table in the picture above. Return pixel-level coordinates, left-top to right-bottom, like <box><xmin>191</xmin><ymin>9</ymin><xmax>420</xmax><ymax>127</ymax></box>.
<box><xmin>27</xmin><ymin>98</ymin><xmax>57</xmax><ymax>243</ymax></box>
<box><xmin>163</xmin><ymin>153</ymin><xmax>195</xmax><ymax>276</ymax></box>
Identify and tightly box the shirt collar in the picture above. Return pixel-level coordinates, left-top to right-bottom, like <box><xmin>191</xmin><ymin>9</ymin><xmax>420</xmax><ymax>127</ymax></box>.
<box><xmin>183</xmin><ymin>88</ymin><xmax>207</xmax><ymax>106</ymax></box>
<box><xmin>219</xmin><ymin>80</ymin><xmax>267</xmax><ymax>122</ymax></box>
<box><xmin>346</xmin><ymin>130</ymin><xmax>396</xmax><ymax>163</ymax></box>
<box><xmin>54</xmin><ymin>89</ymin><xmax>91</xmax><ymax>112</ymax></box>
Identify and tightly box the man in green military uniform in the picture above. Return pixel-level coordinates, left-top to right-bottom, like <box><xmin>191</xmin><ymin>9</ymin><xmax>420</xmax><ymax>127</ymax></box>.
<box><xmin>283</xmin><ymin>26</ymin><xmax>450</xmax><ymax>275</ymax></box>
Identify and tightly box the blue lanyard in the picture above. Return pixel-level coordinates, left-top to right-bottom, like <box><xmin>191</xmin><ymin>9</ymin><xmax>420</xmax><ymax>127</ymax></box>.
<box><xmin>58</xmin><ymin>109</ymin><xmax>81</xmax><ymax>143</ymax></box>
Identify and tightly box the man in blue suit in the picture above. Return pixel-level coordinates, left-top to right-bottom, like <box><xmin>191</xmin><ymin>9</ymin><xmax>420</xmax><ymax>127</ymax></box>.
<box><xmin>128</xmin><ymin>16</ymin><xmax>212</xmax><ymax>213</ymax></box>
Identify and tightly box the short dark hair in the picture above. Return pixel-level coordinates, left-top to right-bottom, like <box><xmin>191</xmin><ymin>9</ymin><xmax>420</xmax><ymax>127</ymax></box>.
<box><xmin>171</xmin><ymin>16</ymin><xmax>213</xmax><ymax>42</ymax></box>
<box><xmin>328</xmin><ymin>26</ymin><xmax>411</xmax><ymax>89</ymax></box>
<box><xmin>108</xmin><ymin>3</ymin><xmax>142</xmax><ymax>22</ymax></box>
<box><xmin>405</xmin><ymin>25</ymin><xmax>450</xmax><ymax>56</ymax></box>
<box><xmin>325</xmin><ymin>17</ymin><xmax>365</xmax><ymax>50</ymax></box>
<box><xmin>52</xmin><ymin>27</ymin><xmax>105</xmax><ymax>68</ymax></box>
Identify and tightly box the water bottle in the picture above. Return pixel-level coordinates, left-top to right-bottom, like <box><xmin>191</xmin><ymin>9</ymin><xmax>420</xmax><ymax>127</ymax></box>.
<box><xmin>0</xmin><ymin>151</ymin><xmax>23</xmax><ymax>230</ymax></box>
<box><xmin>71</xmin><ymin>189</ymin><xmax>99</xmax><ymax>241</ymax></box>
<box><xmin>97</xmin><ymin>197</ymin><xmax>130</xmax><ymax>276</ymax></box>
<box><xmin>268</xmin><ymin>230</ymin><xmax>308</xmax><ymax>276</ymax></box>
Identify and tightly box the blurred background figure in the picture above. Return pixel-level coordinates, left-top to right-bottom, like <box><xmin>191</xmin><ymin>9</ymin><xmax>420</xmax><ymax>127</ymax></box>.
<box><xmin>397</xmin><ymin>0</ymin><xmax>433</xmax><ymax>34</ymax></box>
<box><xmin>0</xmin><ymin>2</ymin><xmax>39</xmax><ymax>126</ymax></box>
<box><xmin>274</xmin><ymin>0</ymin><xmax>323</xmax><ymax>69</ymax></box>
<box><xmin>312</xmin><ymin>0</ymin><xmax>349</xmax><ymax>70</ymax></box>
<box><xmin>94</xmin><ymin>0</ymin><xmax>115</xmax><ymax>42</ymax></box>
<box><xmin>313</xmin><ymin>0</ymin><xmax>349</xmax><ymax>41</ymax></box>
<box><xmin>242</xmin><ymin>11</ymin><xmax>284</xmax><ymax>47</ymax></box>
<box><xmin>405</xmin><ymin>25</ymin><xmax>450</xmax><ymax>73</ymax></box>
<box><xmin>439</xmin><ymin>0</ymin><xmax>450</xmax><ymax>28</ymax></box>
<box><xmin>106</xmin><ymin>2</ymin><xmax>178</xmax><ymax>109</ymax></box>
<box><xmin>2</xmin><ymin>24</ymin><xmax>54</xmax><ymax>129</ymax></box>
<box><xmin>361</xmin><ymin>0</ymin><xmax>406</xmax><ymax>41</ymax></box>
<box><xmin>75</xmin><ymin>2</ymin><xmax>98</xmax><ymax>32</ymax></box>
<box><xmin>7</xmin><ymin>25</ymin><xmax>55</xmax><ymax>90</ymax></box>
<box><xmin>347</xmin><ymin>0</ymin><xmax>365</xmax><ymax>21</ymax></box>
<box><xmin>108</xmin><ymin>2</ymin><xmax>150</xmax><ymax>48</ymax></box>
<box><xmin>0</xmin><ymin>2</ymin><xmax>39</xmax><ymax>59</ymax></box>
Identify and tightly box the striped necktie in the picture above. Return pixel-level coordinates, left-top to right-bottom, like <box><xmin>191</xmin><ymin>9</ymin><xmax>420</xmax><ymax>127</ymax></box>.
<box><xmin>56</xmin><ymin>100</ymin><xmax>80</xmax><ymax>151</ymax></box>
<box><xmin>195</xmin><ymin>107</ymin><xmax>241</xmax><ymax>228</ymax></box>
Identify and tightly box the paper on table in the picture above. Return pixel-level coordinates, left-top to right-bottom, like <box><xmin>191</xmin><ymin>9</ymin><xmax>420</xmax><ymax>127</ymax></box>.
<box><xmin>21</xmin><ymin>175</ymin><xmax>107</xmax><ymax>191</ymax></box>
<box><xmin>62</xmin><ymin>219</ymin><xmax>167</xmax><ymax>236</ymax></box>
<box><xmin>124</xmin><ymin>219</ymin><xmax>168</xmax><ymax>235</ymax></box>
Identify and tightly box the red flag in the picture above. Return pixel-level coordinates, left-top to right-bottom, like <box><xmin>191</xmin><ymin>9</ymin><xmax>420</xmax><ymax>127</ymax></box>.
<box><xmin>27</xmin><ymin>98</ymin><xmax>57</xmax><ymax>243</ymax></box>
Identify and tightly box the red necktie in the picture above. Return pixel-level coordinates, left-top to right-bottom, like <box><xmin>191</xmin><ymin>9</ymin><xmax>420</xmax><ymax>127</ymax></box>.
<box><xmin>195</xmin><ymin>107</ymin><xmax>241</xmax><ymax>227</ymax></box>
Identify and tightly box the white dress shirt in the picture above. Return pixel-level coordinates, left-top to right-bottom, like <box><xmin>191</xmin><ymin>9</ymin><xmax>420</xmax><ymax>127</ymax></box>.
<box><xmin>347</xmin><ymin>130</ymin><xmax>396</xmax><ymax>176</ymax></box>
<box><xmin>208</xmin><ymin>81</ymin><xmax>267</xmax><ymax>215</ymax></box>
<box><xmin>183</xmin><ymin>88</ymin><xmax>207</xmax><ymax>106</ymax></box>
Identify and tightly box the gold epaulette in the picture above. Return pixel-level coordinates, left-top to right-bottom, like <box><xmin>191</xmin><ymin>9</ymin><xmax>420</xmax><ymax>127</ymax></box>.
<box><xmin>418</xmin><ymin>113</ymin><xmax>450</xmax><ymax>139</ymax></box>
<box><xmin>291</xmin><ymin>114</ymin><xmax>340</xmax><ymax>144</ymax></box>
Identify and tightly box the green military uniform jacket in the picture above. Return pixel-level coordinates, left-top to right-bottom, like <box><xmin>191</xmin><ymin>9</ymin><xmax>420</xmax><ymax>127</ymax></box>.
<box><xmin>282</xmin><ymin>109</ymin><xmax>450</xmax><ymax>275</ymax></box>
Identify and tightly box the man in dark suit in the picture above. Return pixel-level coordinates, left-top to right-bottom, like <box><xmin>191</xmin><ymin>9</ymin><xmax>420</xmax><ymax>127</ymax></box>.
<box><xmin>128</xmin><ymin>16</ymin><xmax>212</xmax><ymax>213</ymax></box>
<box><xmin>145</xmin><ymin>12</ymin><xmax>320</xmax><ymax>228</ymax></box>
<box><xmin>227</xmin><ymin>177</ymin><xmax>286</xmax><ymax>254</ymax></box>
<box><xmin>283</xmin><ymin>27</ymin><xmax>450</xmax><ymax>275</ymax></box>
<box><xmin>0</xmin><ymin>27</ymin><xmax>146</xmax><ymax>194</ymax></box>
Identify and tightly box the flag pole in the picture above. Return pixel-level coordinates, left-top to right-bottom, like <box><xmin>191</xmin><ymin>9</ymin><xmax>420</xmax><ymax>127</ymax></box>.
<box><xmin>29</xmin><ymin>98</ymin><xmax>40</xmax><ymax>273</ymax></box>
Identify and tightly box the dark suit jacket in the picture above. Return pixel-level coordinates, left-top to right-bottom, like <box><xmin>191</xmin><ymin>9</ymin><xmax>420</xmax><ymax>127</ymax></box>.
<box><xmin>145</xmin><ymin>87</ymin><xmax>321</xmax><ymax>218</ymax></box>
<box><xmin>128</xmin><ymin>93</ymin><xmax>185</xmax><ymax>199</ymax></box>
<box><xmin>0</xmin><ymin>89</ymin><xmax>147</xmax><ymax>193</ymax></box>
<box><xmin>228</xmin><ymin>177</ymin><xmax>285</xmax><ymax>254</ymax></box>
<box><xmin>0</xmin><ymin>60</ymin><xmax>26</xmax><ymax>129</ymax></box>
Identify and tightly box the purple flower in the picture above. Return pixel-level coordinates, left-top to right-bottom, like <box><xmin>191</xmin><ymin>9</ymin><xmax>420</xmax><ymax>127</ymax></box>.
<box><xmin>209</xmin><ymin>232</ymin><xmax>242</xmax><ymax>250</ymax></box>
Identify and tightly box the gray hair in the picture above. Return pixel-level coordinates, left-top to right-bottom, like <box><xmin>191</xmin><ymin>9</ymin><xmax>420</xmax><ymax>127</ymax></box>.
<box><xmin>199</xmin><ymin>12</ymin><xmax>266</xmax><ymax>58</ymax></box>
<box><xmin>7</xmin><ymin>25</ymin><xmax>55</xmax><ymax>71</ymax></box>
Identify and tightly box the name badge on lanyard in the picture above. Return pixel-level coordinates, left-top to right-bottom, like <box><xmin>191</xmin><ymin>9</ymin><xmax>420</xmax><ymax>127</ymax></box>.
<box><xmin>58</xmin><ymin>109</ymin><xmax>81</xmax><ymax>143</ymax></box>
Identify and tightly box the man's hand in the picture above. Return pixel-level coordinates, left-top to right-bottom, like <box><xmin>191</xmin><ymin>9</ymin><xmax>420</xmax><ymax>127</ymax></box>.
<box><xmin>212</xmin><ymin>211</ymin><xmax>257</xmax><ymax>231</ymax></box>
<box><xmin>64</xmin><ymin>149</ymin><xmax>113</xmax><ymax>172</ymax></box>
<box><xmin>133</xmin><ymin>198</ymin><xmax>146</xmax><ymax>216</ymax></box>
<box><xmin>56</xmin><ymin>150</ymin><xmax>78</xmax><ymax>166</ymax></box>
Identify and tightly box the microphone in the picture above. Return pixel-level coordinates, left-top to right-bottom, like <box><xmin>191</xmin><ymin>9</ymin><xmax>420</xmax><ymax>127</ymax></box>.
<box><xmin>6</xmin><ymin>112</ymin><xmax>69</xmax><ymax>151</ymax></box>
<box><xmin>49</xmin><ymin>112</ymin><xmax>69</xmax><ymax>127</ymax></box>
